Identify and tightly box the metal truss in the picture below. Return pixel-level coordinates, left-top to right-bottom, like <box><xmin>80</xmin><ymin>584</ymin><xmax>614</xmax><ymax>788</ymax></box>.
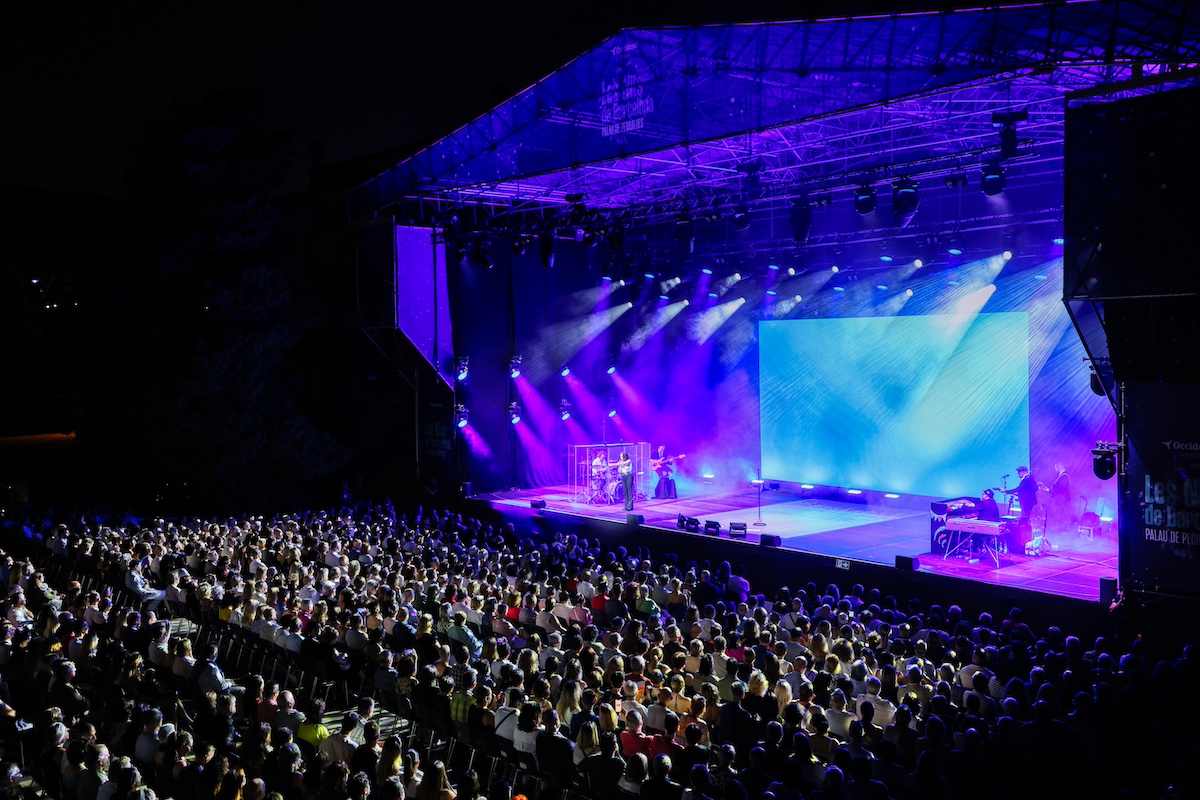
<box><xmin>349</xmin><ymin>1</ymin><xmax>1200</xmax><ymax>231</ymax></box>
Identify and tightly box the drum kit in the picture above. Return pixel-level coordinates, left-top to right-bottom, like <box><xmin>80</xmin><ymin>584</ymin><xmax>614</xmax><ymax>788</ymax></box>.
<box><xmin>583</xmin><ymin>459</ymin><xmax>644</xmax><ymax>505</ymax></box>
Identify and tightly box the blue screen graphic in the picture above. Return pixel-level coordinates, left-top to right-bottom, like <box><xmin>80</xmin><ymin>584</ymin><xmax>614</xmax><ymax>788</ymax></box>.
<box><xmin>760</xmin><ymin>314</ymin><xmax>1030</xmax><ymax>498</ymax></box>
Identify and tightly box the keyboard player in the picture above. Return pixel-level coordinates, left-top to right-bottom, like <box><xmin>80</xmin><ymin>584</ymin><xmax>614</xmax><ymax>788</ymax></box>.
<box><xmin>977</xmin><ymin>489</ymin><xmax>1001</xmax><ymax>522</ymax></box>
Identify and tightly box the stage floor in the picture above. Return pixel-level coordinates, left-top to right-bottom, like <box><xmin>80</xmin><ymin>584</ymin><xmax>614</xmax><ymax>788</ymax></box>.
<box><xmin>481</xmin><ymin>485</ymin><xmax>1119</xmax><ymax>602</ymax></box>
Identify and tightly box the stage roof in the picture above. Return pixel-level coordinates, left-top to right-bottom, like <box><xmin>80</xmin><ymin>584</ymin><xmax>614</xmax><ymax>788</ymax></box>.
<box><xmin>349</xmin><ymin>1</ymin><xmax>1200</xmax><ymax>260</ymax></box>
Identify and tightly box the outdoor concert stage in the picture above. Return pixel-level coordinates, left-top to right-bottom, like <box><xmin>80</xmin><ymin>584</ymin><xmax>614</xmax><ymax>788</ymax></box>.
<box><xmin>475</xmin><ymin>486</ymin><xmax>1118</xmax><ymax>603</ymax></box>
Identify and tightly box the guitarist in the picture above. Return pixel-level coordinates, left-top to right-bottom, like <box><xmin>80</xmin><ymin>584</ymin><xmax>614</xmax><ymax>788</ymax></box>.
<box><xmin>1001</xmin><ymin>466</ymin><xmax>1041</xmax><ymax>552</ymax></box>
<box><xmin>651</xmin><ymin>445</ymin><xmax>683</xmax><ymax>500</ymax></box>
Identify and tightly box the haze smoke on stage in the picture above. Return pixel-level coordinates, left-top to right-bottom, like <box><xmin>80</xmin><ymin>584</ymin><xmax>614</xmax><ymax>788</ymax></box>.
<box><xmin>622</xmin><ymin>300</ymin><xmax>688</xmax><ymax>353</ymax></box>
<box><xmin>690</xmin><ymin>297</ymin><xmax>747</xmax><ymax>344</ymax></box>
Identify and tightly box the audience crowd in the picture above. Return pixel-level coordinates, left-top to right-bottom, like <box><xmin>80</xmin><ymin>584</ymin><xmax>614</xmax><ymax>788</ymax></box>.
<box><xmin>0</xmin><ymin>501</ymin><xmax>1195</xmax><ymax>800</ymax></box>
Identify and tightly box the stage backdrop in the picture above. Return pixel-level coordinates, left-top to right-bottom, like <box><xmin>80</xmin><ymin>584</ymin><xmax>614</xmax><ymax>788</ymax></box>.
<box><xmin>760</xmin><ymin>313</ymin><xmax>1030</xmax><ymax>498</ymax></box>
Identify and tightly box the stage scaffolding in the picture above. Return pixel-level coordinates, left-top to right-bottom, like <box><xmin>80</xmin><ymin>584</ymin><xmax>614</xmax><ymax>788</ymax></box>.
<box><xmin>569</xmin><ymin>442</ymin><xmax>651</xmax><ymax>504</ymax></box>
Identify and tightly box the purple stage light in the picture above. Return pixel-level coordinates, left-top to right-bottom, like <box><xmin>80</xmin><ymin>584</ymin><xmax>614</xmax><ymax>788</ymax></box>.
<box><xmin>560</xmin><ymin>366</ymin><xmax>571</xmax><ymax>377</ymax></box>
<box><xmin>607</xmin><ymin>365</ymin><xmax>616</xmax><ymax>375</ymax></box>
<box><xmin>766</xmin><ymin>289</ymin><xmax>777</xmax><ymax>296</ymax></box>
<box><xmin>708</xmin><ymin>291</ymin><xmax>718</xmax><ymax>298</ymax></box>
<box><xmin>608</xmin><ymin>409</ymin><xmax>617</xmax><ymax>418</ymax></box>
<box><xmin>1052</xmin><ymin>236</ymin><xmax>1065</xmax><ymax>245</ymax></box>
<box><xmin>768</xmin><ymin>264</ymin><xmax>780</xmax><ymax>271</ymax></box>
<box><xmin>701</xmin><ymin>268</ymin><xmax>713</xmax><ymax>275</ymax></box>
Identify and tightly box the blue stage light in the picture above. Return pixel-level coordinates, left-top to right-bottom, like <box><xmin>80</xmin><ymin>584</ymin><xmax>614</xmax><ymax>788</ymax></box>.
<box><xmin>1052</xmin><ymin>236</ymin><xmax>1065</xmax><ymax>246</ymax></box>
<box><xmin>607</xmin><ymin>409</ymin><xmax>617</xmax><ymax>418</ymax></box>
<box><xmin>880</xmin><ymin>255</ymin><xmax>893</xmax><ymax>263</ymax></box>
<box><xmin>606</xmin><ymin>365</ymin><xmax>616</xmax><ymax>375</ymax></box>
<box><xmin>948</xmin><ymin>247</ymin><xmax>963</xmax><ymax>256</ymax></box>
<box><xmin>560</xmin><ymin>366</ymin><xmax>571</xmax><ymax>377</ymax></box>
<box><xmin>701</xmin><ymin>267</ymin><xmax>713</xmax><ymax>275</ymax></box>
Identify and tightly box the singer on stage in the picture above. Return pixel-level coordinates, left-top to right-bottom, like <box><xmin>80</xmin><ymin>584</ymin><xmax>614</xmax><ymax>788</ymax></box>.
<box><xmin>618</xmin><ymin>452</ymin><xmax>634</xmax><ymax>511</ymax></box>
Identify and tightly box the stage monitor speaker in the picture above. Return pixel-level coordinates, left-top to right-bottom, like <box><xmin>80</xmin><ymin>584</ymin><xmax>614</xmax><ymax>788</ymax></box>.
<box><xmin>677</xmin><ymin>514</ymin><xmax>687</xmax><ymax>529</ymax></box>
<box><xmin>530</xmin><ymin>500</ymin><xmax>547</xmax><ymax>510</ymax></box>
<box><xmin>760</xmin><ymin>534</ymin><xmax>782</xmax><ymax>548</ymax></box>
<box><xmin>895</xmin><ymin>555</ymin><xmax>920</xmax><ymax>571</ymax></box>
<box><xmin>729</xmin><ymin>522</ymin><xmax>748</xmax><ymax>538</ymax></box>
<box><xmin>704</xmin><ymin>520</ymin><xmax>721</xmax><ymax>535</ymax></box>
<box><xmin>1099</xmin><ymin>576</ymin><xmax>1118</xmax><ymax>605</ymax></box>
<box><xmin>684</xmin><ymin>517</ymin><xmax>701</xmax><ymax>532</ymax></box>
<box><xmin>626</xmin><ymin>514</ymin><xmax>644</xmax><ymax>526</ymax></box>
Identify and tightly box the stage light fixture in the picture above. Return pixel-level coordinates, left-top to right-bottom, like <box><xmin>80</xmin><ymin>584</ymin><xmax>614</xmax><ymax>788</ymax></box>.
<box><xmin>454</xmin><ymin>405</ymin><xmax>469</xmax><ymax>428</ymax></box>
<box><xmin>606</xmin><ymin>365</ymin><xmax>616</xmax><ymax>375</ymax></box>
<box><xmin>981</xmin><ymin>162</ymin><xmax>1006</xmax><ymax>196</ymax></box>
<box><xmin>677</xmin><ymin>514</ymin><xmax>687</xmax><ymax>530</ymax></box>
<box><xmin>790</xmin><ymin>198</ymin><xmax>813</xmax><ymax>244</ymax></box>
<box><xmin>476</xmin><ymin>241</ymin><xmax>495</xmax><ymax>270</ymax></box>
<box><xmin>607</xmin><ymin>409</ymin><xmax>617</xmax><ymax>418</ymax></box>
<box><xmin>1002</xmin><ymin>250</ymin><xmax>1013</xmax><ymax>261</ymax></box>
<box><xmin>450</xmin><ymin>242</ymin><xmax>467</xmax><ymax>263</ymax></box>
<box><xmin>1053</xmin><ymin>236</ymin><xmax>1065</xmax><ymax>246</ymax></box>
<box><xmin>704</xmin><ymin>520</ymin><xmax>721</xmax><ymax>535</ymax></box>
<box><xmin>945</xmin><ymin>232</ymin><xmax>965</xmax><ymax>256</ymax></box>
<box><xmin>1092</xmin><ymin>442</ymin><xmax>1118</xmax><ymax>480</ymax></box>
<box><xmin>732</xmin><ymin>206</ymin><xmax>751</xmax><ymax>232</ymax></box>
<box><xmin>512</xmin><ymin>234</ymin><xmax>532</xmax><ymax>256</ymax></box>
<box><xmin>539</xmin><ymin>234</ymin><xmax>555</xmax><ymax>269</ymax></box>
<box><xmin>854</xmin><ymin>185</ymin><xmax>877</xmax><ymax>215</ymax></box>
<box><xmin>701</xmin><ymin>267</ymin><xmax>713</xmax><ymax>276</ymax></box>
<box><xmin>509</xmin><ymin>356</ymin><xmax>522</xmax><ymax>379</ymax></box>
<box><xmin>1090</xmin><ymin>367</ymin><xmax>1105</xmax><ymax>396</ymax></box>
<box><xmin>944</xmin><ymin>173</ymin><xmax>969</xmax><ymax>188</ymax></box>
<box><xmin>559</xmin><ymin>365</ymin><xmax>571</xmax><ymax>378</ymax></box>
<box><xmin>892</xmin><ymin>179</ymin><xmax>920</xmax><ymax>228</ymax></box>
<box><xmin>508</xmin><ymin>402</ymin><xmax>522</xmax><ymax>425</ymax></box>
<box><xmin>559</xmin><ymin>400</ymin><xmax>571</xmax><ymax>421</ymax></box>
<box><xmin>992</xmin><ymin>110</ymin><xmax>1027</xmax><ymax>160</ymax></box>
<box><xmin>676</xmin><ymin>213</ymin><xmax>695</xmax><ymax>253</ymax></box>
<box><xmin>455</xmin><ymin>357</ymin><xmax>470</xmax><ymax>382</ymax></box>
<box><xmin>684</xmin><ymin>517</ymin><xmax>701</xmax><ymax>532</ymax></box>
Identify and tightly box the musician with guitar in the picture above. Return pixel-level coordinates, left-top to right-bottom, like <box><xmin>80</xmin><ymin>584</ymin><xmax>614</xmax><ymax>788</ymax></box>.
<box><xmin>998</xmin><ymin>466</ymin><xmax>1046</xmax><ymax>554</ymax></box>
<box><xmin>651</xmin><ymin>446</ymin><xmax>685</xmax><ymax>499</ymax></box>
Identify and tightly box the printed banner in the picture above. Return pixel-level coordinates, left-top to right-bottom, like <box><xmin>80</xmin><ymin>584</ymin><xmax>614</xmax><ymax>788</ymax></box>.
<box><xmin>1123</xmin><ymin>383</ymin><xmax>1200</xmax><ymax>597</ymax></box>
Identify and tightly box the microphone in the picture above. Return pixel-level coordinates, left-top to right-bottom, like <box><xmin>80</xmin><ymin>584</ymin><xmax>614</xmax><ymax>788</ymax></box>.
<box><xmin>1001</xmin><ymin>474</ymin><xmax>1009</xmax><ymax>480</ymax></box>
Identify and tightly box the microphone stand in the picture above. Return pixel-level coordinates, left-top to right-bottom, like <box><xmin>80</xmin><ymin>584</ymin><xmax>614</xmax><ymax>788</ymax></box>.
<box><xmin>753</xmin><ymin>469</ymin><xmax>767</xmax><ymax>526</ymax></box>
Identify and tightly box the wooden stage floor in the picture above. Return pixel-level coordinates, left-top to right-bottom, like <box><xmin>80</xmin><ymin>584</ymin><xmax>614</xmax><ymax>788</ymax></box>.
<box><xmin>479</xmin><ymin>485</ymin><xmax>1119</xmax><ymax>602</ymax></box>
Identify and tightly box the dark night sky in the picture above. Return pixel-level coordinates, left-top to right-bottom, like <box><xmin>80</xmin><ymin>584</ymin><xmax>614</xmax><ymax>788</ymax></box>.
<box><xmin>2</xmin><ymin>1</ymin><xmax>921</xmax><ymax>197</ymax></box>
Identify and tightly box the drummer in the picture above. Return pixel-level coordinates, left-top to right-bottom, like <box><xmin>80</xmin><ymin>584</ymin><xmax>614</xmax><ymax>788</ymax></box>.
<box><xmin>591</xmin><ymin>451</ymin><xmax>609</xmax><ymax>481</ymax></box>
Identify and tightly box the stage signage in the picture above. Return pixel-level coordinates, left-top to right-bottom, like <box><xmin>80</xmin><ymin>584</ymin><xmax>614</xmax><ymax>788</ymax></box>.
<box><xmin>600</xmin><ymin>61</ymin><xmax>655</xmax><ymax>138</ymax></box>
<box><xmin>1122</xmin><ymin>383</ymin><xmax>1200</xmax><ymax>598</ymax></box>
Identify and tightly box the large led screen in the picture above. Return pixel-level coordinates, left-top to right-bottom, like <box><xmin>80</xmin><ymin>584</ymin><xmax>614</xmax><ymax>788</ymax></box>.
<box><xmin>760</xmin><ymin>313</ymin><xmax>1030</xmax><ymax>499</ymax></box>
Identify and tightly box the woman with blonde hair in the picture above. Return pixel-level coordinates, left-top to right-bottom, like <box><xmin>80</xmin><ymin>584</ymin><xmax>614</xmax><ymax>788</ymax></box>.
<box><xmin>773</xmin><ymin>679</ymin><xmax>794</xmax><ymax>722</ymax></box>
<box><xmin>596</xmin><ymin>703</ymin><xmax>620</xmax><ymax>735</ymax></box>
<box><xmin>555</xmin><ymin>679</ymin><xmax>582</xmax><ymax>729</ymax></box>
<box><xmin>573</xmin><ymin>720</ymin><xmax>601</xmax><ymax>765</ymax></box>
